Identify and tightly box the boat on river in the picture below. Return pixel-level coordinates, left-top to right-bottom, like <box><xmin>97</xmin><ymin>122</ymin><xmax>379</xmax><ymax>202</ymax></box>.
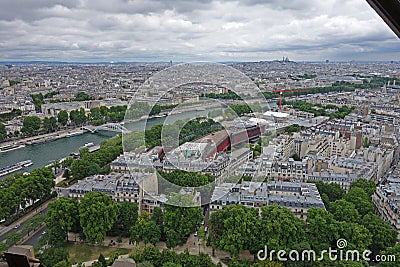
<box><xmin>0</xmin><ymin>160</ymin><xmax>33</xmax><ymax>177</ymax></box>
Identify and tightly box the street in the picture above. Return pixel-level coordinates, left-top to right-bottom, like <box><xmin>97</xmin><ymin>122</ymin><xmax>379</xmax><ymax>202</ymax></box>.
<box><xmin>0</xmin><ymin>203</ymin><xmax>50</xmax><ymax>246</ymax></box>
<box><xmin>22</xmin><ymin>226</ymin><xmax>47</xmax><ymax>246</ymax></box>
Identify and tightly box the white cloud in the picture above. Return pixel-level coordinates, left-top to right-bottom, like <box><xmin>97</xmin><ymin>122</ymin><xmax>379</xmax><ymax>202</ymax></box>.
<box><xmin>0</xmin><ymin>0</ymin><xmax>398</xmax><ymax>62</ymax></box>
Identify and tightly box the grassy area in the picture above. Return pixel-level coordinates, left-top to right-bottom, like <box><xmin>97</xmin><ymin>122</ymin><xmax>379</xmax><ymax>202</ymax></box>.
<box><xmin>64</xmin><ymin>243</ymin><xmax>130</xmax><ymax>263</ymax></box>
<box><xmin>261</xmin><ymin>134</ymin><xmax>276</xmax><ymax>146</ymax></box>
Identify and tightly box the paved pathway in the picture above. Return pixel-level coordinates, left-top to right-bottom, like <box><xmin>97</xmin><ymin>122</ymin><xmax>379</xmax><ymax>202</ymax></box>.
<box><xmin>69</xmin><ymin>234</ymin><xmax>232</xmax><ymax>267</ymax></box>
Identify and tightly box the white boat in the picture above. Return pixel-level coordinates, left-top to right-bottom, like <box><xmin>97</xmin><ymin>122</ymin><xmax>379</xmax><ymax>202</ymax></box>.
<box><xmin>80</xmin><ymin>142</ymin><xmax>95</xmax><ymax>149</ymax></box>
<box><xmin>66</xmin><ymin>131</ymin><xmax>84</xmax><ymax>138</ymax></box>
<box><xmin>0</xmin><ymin>143</ymin><xmax>25</xmax><ymax>153</ymax></box>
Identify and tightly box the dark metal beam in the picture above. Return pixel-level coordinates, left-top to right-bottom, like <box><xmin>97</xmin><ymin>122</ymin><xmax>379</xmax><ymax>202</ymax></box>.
<box><xmin>366</xmin><ymin>0</ymin><xmax>400</xmax><ymax>38</ymax></box>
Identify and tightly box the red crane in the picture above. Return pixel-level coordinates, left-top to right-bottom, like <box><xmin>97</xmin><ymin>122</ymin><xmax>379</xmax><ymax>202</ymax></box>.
<box><xmin>272</xmin><ymin>89</ymin><xmax>311</xmax><ymax>110</ymax></box>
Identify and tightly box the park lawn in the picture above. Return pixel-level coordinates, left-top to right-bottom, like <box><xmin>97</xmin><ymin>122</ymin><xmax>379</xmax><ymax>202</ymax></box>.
<box><xmin>64</xmin><ymin>242</ymin><xmax>130</xmax><ymax>263</ymax></box>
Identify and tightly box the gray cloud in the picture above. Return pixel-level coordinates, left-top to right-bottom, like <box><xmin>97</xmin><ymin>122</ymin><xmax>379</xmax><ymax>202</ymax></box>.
<box><xmin>0</xmin><ymin>0</ymin><xmax>398</xmax><ymax>62</ymax></box>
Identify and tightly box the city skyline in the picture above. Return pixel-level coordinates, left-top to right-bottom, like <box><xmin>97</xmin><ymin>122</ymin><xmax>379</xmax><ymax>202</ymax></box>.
<box><xmin>1</xmin><ymin>0</ymin><xmax>399</xmax><ymax>63</ymax></box>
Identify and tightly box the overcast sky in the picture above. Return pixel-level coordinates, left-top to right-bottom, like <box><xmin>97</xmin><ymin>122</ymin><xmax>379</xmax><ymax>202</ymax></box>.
<box><xmin>0</xmin><ymin>0</ymin><xmax>399</xmax><ymax>62</ymax></box>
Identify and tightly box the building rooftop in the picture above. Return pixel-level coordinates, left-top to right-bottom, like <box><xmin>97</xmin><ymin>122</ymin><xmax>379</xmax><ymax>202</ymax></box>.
<box><xmin>212</xmin><ymin>181</ymin><xmax>325</xmax><ymax>209</ymax></box>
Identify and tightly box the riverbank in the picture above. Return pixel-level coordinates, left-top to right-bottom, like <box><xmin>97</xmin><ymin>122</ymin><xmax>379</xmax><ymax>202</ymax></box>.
<box><xmin>0</xmin><ymin>127</ymin><xmax>88</xmax><ymax>151</ymax></box>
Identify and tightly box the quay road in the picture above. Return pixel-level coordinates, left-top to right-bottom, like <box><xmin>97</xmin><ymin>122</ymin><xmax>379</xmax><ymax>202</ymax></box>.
<box><xmin>0</xmin><ymin>127</ymin><xmax>85</xmax><ymax>148</ymax></box>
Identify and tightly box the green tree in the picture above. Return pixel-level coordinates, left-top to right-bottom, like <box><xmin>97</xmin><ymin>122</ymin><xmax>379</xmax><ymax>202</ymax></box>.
<box><xmin>329</xmin><ymin>199</ymin><xmax>361</xmax><ymax>223</ymax></box>
<box><xmin>310</xmin><ymin>181</ymin><xmax>345</xmax><ymax>202</ymax></box>
<box><xmin>363</xmin><ymin>137</ymin><xmax>369</xmax><ymax>148</ymax></box>
<box><xmin>75</xmin><ymin>92</ymin><xmax>93</xmax><ymax>101</ymax></box>
<box><xmin>379</xmin><ymin>244</ymin><xmax>400</xmax><ymax>267</ymax></box>
<box><xmin>163</xmin><ymin>262</ymin><xmax>182</xmax><ymax>267</ymax></box>
<box><xmin>53</xmin><ymin>260</ymin><xmax>70</xmax><ymax>267</ymax></box>
<box><xmin>70</xmin><ymin>108</ymin><xmax>87</xmax><ymax>125</ymax></box>
<box><xmin>350</xmin><ymin>179</ymin><xmax>376</xmax><ymax>197</ymax></box>
<box><xmin>57</xmin><ymin>110</ymin><xmax>69</xmax><ymax>126</ymax></box>
<box><xmin>43</xmin><ymin>116</ymin><xmax>58</xmax><ymax>132</ymax></box>
<box><xmin>44</xmin><ymin>223</ymin><xmax>66</xmax><ymax>247</ymax></box>
<box><xmin>90</xmin><ymin>107</ymin><xmax>103</xmax><ymax>120</ymax></box>
<box><xmin>130</xmin><ymin>223</ymin><xmax>141</xmax><ymax>246</ymax></box>
<box><xmin>163</xmin><ymin>205</ymin><xmax>203</xmax><ymax>249</ymax></box>
<box><xmin>285</xmin><ymin>124</ymin><xmax>304</xmax><ymax>133</ymax></box>
<box><xmin>253</xmin><ymin>261</ymin><xmax>284</xmax><ymax>267</ymax></box>
<box><xmin>21</xmin><ymin>116</ymin><xmax>41</xmax><ymax>135</ymax></box>
<box><xmin>0</xmin><ymin>122</ymin><xmax>6</xmax><ymax>140</ymax></box>
<box><xmin>143</xmin><ymin>221</ymin><xmax>161</xmax><ymax>246</ymax></box>
<box><xmin>306</xmin><ymin>208</ymin><xmax>340</xmax><ymax>252</ymax></box>
<box><xmin>70</xmin><ymin>158</ymin><xmax>101</xmax><ymax>180</ymax></box>
<box><xmin>38</xmin><ymin>247</ymin><xmax>69</xmax><ymax>267</ymax></box>
<box><xmin>91</xmin><ymin>261</ymin><xmax>103</xmax><ymax>267</ymax></box>
<box><xmin>344</xmin><ymin>187</ymin><xmax>374</xmax><ymax>216</ymax></box>
<box><xmin>362</xmin><ymin>213</ymin><xmax>397</xmax><ymax>254</ymax></box>
<box><xmin>198</xmin><ymin>225</ymin><xmax>206</xmax><ymax>249</ymax></box>
<box><xmin>79</xmin><ymin>192</ymin><xmax>118</xmax><ymax>244</ymax></box>
<box><xmin>6</xmin><ymin>231</ymin><xmax>23</xmax><ymax>245</ymax></box>
<box><xmin>130</xmin><ymin>211</ymin><xmax>161</xmax><ymax>246</ymax></box>
<box><xmin>112</xmin><ymin>201</ymin><xmax>138</xmax><ymax>237</ymax></box>
<box><xmin>46</xmin><ymin>198</ymin><xmax>79</xmax><ymax>242</ymax></box>
<box><xmin>256</xmin><ymin>205</ymin><xmax>307</xmax><ymax>255</ymax></box>
<box><xmin>337</xmin><ymin>221</ymin><xmax>372</xmax><ymax>250</ymax></box>
<box><xmin>23</xmin><ymin>214</ymin><xmax>45</xmax><ymax>236</ymax></box>
<box><xmin>152</xmin><ymin>207</ymin><xmax>164</xmax><ymax>239</ymax></box>
<box><xmin>30</xmin><ymin>93</ymin><xmax>45</xmax><ymax>111</ymax></box>
<box><xmin>212</xmin><ymin>205</ymin><xmax>258</xmax><ymax>258</ymax></box>
<box><xmin>0</xmin><ymin>188</ymin><xmax>19</xmax><ymax>220</ymax></box>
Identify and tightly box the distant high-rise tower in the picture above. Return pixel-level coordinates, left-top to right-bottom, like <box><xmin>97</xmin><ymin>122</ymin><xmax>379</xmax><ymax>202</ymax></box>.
<box><xmin>170</xmin><ymin>60</ymin><xmax>173</xmax><ymax>66</ymax></box>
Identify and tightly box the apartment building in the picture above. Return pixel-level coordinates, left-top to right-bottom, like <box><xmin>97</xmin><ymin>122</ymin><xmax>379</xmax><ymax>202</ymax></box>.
<box><xmin>210</xmin><ymin>181</ymin><xmax>325</xmax><ymax>220</ymax></box>
<box><xmin>373</xmin><ymin>183</ymin><xmax>400</xmax><ymax>238</ymax></box>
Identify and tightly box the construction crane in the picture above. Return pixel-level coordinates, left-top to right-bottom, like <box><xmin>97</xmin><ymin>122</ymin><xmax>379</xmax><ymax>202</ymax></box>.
<box><xmin>272</xmin><ymin>89</ymin><xmax>311</xmax><ymax>110</ymax></box>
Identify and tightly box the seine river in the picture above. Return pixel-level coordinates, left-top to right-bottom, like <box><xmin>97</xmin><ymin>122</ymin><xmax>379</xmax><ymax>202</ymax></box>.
<box><xmin>0</xmin><ymin>109</ymin><xmax>212</xmax><ymax>174</ymax></box>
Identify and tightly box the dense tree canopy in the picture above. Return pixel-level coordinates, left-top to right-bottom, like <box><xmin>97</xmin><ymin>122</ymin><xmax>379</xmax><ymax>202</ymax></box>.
<box><xmin>0</xmin><ymin>167</ymin><xmax>54</xmax><ymax>220</ymax></box>
<box><xmin>309</xmin><ymin>181</ymin><xmax>345</xmax><ymax>204</ymax></box>
<box><xmin>328</xmin><ymin>199</ymin><xmax>361</xmax><ymax>223</ymax></box>
<box><xmin>362</xmin><ymin>213</ymin><xmax>397</xmax><ymax>255</ymax></box>
<box><xmin>38</xmin><ymin>247</ymin><xmax>69</xmax><ymax>267</ymax></box>
<box><xmin>70</xmin><ymin>135</ymin><xmax>123</xmax><ymax>181</ymax></box>
<box><xmin>350</xmin><ymin>178</ymin><xmax>376</xmax><ymax>197</ymax></box>
<box><xmin>130</xmin><ymin>246</ymin><xmax>219</xmax><ymax>267</ymax></box>
<box><xmin>344</xmin><ymin>187</ymin><xmax>374</xmax><ymax>216</ymax></box>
